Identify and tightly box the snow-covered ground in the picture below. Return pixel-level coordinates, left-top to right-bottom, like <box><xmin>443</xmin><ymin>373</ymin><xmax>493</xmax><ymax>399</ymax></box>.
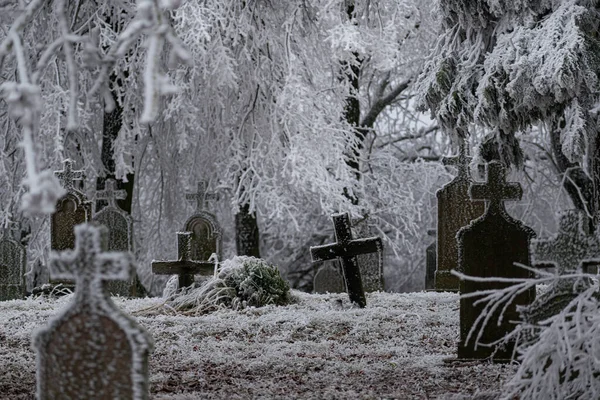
<box><xmin>0</xmin><ymin>291</ymin><xmax>516</xmax><ymax>399</ymax></box>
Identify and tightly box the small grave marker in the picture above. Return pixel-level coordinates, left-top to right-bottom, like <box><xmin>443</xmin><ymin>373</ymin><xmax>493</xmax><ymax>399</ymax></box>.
<box><xmin>313</xmin><ymin>262</ymin><xmax>345</xmax><ymax>294</ymax></box>
<box><xmin>457</xmin><ymin>161</ymin><xmax>535</xmax><ymax>360</ymax></box>
<box><xmin>352</xmin><ymin>217</ymin><xmax>384</xmax><ymax>291</ymax></box>
<box><xmin>0</xmin><ymin>228</ymin><xmax>26</xmax><ymax>301</ymax></box>
<box><xmin>436</xmin><ymin>142</ymin><xmax>485</xmax><ymax>290</ymax></box>
<box><xmin>425</xmin><ymin>229</ymin><xmax>436</xmax><ymax>290</ymax></box>
<box><xmin>33</xmin><ymin>224</ymin><xmax>152</xmax><ymax>399</ymax></box>
<box><xmin>183</xmin><ymin>182</ymin><xmax>222</xmax><ymax>262</ymax></box>
<box><xmin>185</xmin><ymin>181</ymin><xmax>217</xmax><ymax>212</ymax></box>
<box><xmin>310</xmin><ymin>213</ymin><xmax>382</xmax><ymax>308</ymax></box>
<box><xmin>152</xmin><ymin>232</ymin><xmax>217</xmax><ymax>289</ymax></box>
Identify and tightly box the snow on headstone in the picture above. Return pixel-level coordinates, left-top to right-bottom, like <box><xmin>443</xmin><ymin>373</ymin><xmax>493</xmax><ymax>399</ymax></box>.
<box><xmin>0</xmin><ymin>227</ymin><xmax>26</xmax><ymax>301</ymax></box>
<box><xmin>457</xmin><ymin>161</ymin><xmax>535</xmax><ymax>361</ymax></box>
<box><xmin>425</xmin><ymin>229</ymin><xmax>436</xmax><ymax>290</ymax></box>
<box><xmin>93</xmin><ymin>179</ymin><xmax>139</xmax><ymax>297</ymax></box>
<box><xmin>313</xmin><ymin>262</ymin><xmax>345</xmax><ymax>294</ymax></box>
<box><xmin>33</xmin><ymin>224</ymin><xmax>152</xmax><ymax>400</ymax></box>
<box><xmin>310</xmin><ymin>212</ymin><xmax>383</xmax><ymax>308</ymax></box>
<box><xmin>152</xmin><ymin>231</ymin><xmax>217</xmax><ymax>289</ymax></box>
<box><xmin>436</xmin><ymin>141</ymin><xmax>485</xmax><ymax>291</ymax></box>
<box><xmin>523</xmin><ymin>210</ymin><xmax>600</xmax><ymax>325</ymax></box>
<box><xmin>352</xmin><ymin>217</ymin><xmax>384</xmax><ymax>292</ymax></box>
<box><xmin>183</xmin><ymin>181</ymin><xmax>222</xmax><ymax>262</ymax></box>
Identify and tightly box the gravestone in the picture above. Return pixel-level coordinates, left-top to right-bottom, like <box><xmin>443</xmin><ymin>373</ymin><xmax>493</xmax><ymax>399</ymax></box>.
<box><xmin>436</xmin><ymin>142</ymin><xmax>485</xmax><ymax>291</ymax></box>
<box><xmin>457</xmin><ymin>161</ymin><xmax>535</xmax><ymax>360</ymax></box>
<box><xmin>51</xmin><ymin>159</ymin><xmax>92</xmax><ymax>251</ymax></box>
<box><xmin>425</xmin><ymin>229</ymin><xmax>436</xmax><ymax>290</ymax></box>
<box><xmin>523</xmin><ymin>210</ymin><xmax>600</xmax><ymax>325</ymax></box>
<box><xmin>313</xmin><ymin>261</ymin><xmax>345</xmax><ymax>294</ymax></box>
<box><xmin>183</xmin><ymin>181</ymin><xmax>222</xmax><ymax>262</ymax></box>
<box><xmin>33</xmin><ymin>224</ymin><xmax>152</xmax><ymax>399</ymax></box>
<box><xmin>93</xmin><ymin>179</ymin><xmax>139</xmax><ymax>297</ymax></box>
<box><xmin>352</xmin><ymin>217</ymin><xmax>384</xmax><ymax>291</ymax></box>
<box><xmin>152</xmin><ymin>232</ymin><xmax>217</xmax><ymax>289</ymax></box>
<box><xmin>0</xmin><ymin>229</ymin><xmax>26</xmax><ymax>301</ymax></box>
<box><xmin>310</xmin><ymin>213</ymin><xmax>382</xmax><ymax>308</ymax></box>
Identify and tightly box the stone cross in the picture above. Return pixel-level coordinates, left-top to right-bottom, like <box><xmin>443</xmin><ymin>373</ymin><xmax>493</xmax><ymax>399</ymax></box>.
<box><xmin>96</xmin><ymin>178</ymin><xmax>127</xmax><ymax>209</ymax></box>
<box><xmin>152</xmin><ymin>232</ymin><xmax>217</xmax><ymax>288</ymax></box>
<box><xmin>33</xmin><ymin>224</ymin><xmax>152</xmax><ymax>399</ymax></box>
<box><xmin>435</xmin><ymin>141</ymin><xmax>485</xmax><ymax>291</ymax></box>
<box><xmin>457</xmin><ymin>161</ymin><xmax>535</xmax><ymax>360</ymax></box>
<box><xmin>186</xmin><ymin>181</ymin><xmax>217</xmax><ymax>212</ymax></box>
<box><xmin>310</xmin><ymin>213</ymin><xmax>382</xmax><ymax>308</ymax></box>
<box><xmin>55</xmin><ymin>159</ymin><xmax>85</xmax><ymax>192</ymax></box>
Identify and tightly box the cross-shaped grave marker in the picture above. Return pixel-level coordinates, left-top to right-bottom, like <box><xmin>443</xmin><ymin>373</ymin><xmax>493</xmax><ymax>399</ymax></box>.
<box><xmin>34</xmin><ymin>224</ymin><xmax>152</xmax><ymax>399</ymax></box>
<box><xmin>443</xmin><ymin>140</ymin><xmax>470</xmax><ymax>178</ymax></box>
<box><xmin>96</xmin><ymin>178</ymin><xmax>127</xmax><ymax>209</ymax></box>
<box><xmin>186</xmin><ymin>181</ymin><xmax>217</xmax><ymax>212</ymax></box>
<box><xmin>469</xmin><ymin>161</ymin><xmax>523</xmax><ymax>210</ymax></box>
<box><xmin>310</xmin><ymin>213</ymin><xmax>382</xmax><ymax>308</ymax></box>
<box><xmin>54</xmin><ymin>159</ymin><xmax>85</xmax><ymax>192</ymax></box>
<box><xmin>152</xmin><ymin>232</ymin><xmax>217</xmax><ymax>289</ymax></box>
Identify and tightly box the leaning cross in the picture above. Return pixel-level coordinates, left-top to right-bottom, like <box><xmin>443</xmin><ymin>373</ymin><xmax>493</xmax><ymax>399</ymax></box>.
<box><xmin>532</xmin><ymin>210</ymin><xmax>600</xmax><ymax>274</ymax></box>
<box><xmin>469</xmin><ymin>161</ymin><xmax>522</xmax><ymax>211</ymax></box>
<box><xmin>55</xmin><ymin>159</ymin><xmax>85</xmax><ymax>191</ymax></box>
<box><xmin>96</xmin><ymin>179</ymin><xmax>127</xmax><ymax>209</ymax></box>
<box><xmin>185</xmin><ymin>181</ymin><xmax>217</xmax><ymax>213</ymax></box>
<box><xmin>310</xmin><ymin>212</ymin><xmax>382</xmax><ymax>308</ymax></box>
<box><xmin>152</xmin><ymin>232</ymin><xmax>216</xmax><ymax>288</ymax></box>
<box><xmin>442</xmin><ymin>139</ymin><xmax>471</xmax><ymax>179</ymax></box>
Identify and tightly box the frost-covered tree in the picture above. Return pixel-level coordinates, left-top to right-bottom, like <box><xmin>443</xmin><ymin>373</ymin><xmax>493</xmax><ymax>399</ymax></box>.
<box><xmin>416</xmin><ymin>0</ymin><xmax>600</xmax><ymax>229</ymax></box>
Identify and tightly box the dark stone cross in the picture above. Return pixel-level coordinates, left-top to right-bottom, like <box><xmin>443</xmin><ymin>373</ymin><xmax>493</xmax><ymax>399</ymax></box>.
<box><xmin>34</xmin><ymin>224</ymin><xmax>152</xmax><ymax>399</ymax></box>
<box><xmin>186</xmin><ymin>181</ymin><xmax>217</xmax><ymax>212</ymax></box>
<box><xmin>152</xmin><ymin>232</ymin><xmax>216</xmax><ymax>289</ymax></box>
<box><xmin>442</xmin><ymin>140</ymin><xmax>470</xmax><ymax>179</ymax></box>
<box><xmin>457</xmin><ymin>161</ymin><xmax>535</xmax><ymax>360</ymax></box>
<box><xmin>55</xmin><ymin>159</ymin><xmax>85</xmax><ymax>192</ymax></box>
<box><xmin>310</xmin><ymin>213</ymin><xmax>382</xmax><ymax>308</ymax></box>
<box><xmin>96</xmin><ymin>178</ymin><xmax>127</xmax><ymax>209</ymax></box>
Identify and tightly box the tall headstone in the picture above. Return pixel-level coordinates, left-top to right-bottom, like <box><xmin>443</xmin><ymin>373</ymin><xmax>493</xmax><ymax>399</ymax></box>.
<box><xmin>352</xmin><ymin>217</ymin><xmax>384</xmax><ymax>292</ymax></box>
<box><xmin>93</xmin><ymin>179</ymin><xmax>140</xmax><ymax>297</ymax></box>
<box><xmin>0</xmin><ymin>228</ymin><xmax>26</xmax><ymax>301</ymax></box>
<box><xmin>435</xmin><ymin>142</ymin><xmax>485</xmax><ymax>291</ymax></box>
<box><xmin>313</xmin><ymin>262</ymin><xmax>345</xmax><ymax>294</ymax></box>
<box><xmin>523</xmin><ymin>210</ymin><xmax>600</xmax><ymax>324</ymax></box>
<box><xmin>33</xmin><ymin>224</ymin><xmax>152</xmax><ymax>399</ymax></box>
<box><xmin>310</xmin><ymin>213</ymin><xmax>382</xmax><ymax>308</ymax></box>
<box><xmin>51</xmin><ymin>159</ymin><xmax>92</xmax><ymax>251</ymax></box>
<box><xmin>425</xmin><ymin>229</ymin><xmax>436</xmax><ymax>290</ymax></box>
<box><xmin>152</xmin><ymin>232</ymin><xmax>217</xmax><ymax>289</ymax></box>
<box><xmin>183</xmin><ymin>181</ymin><xmax>222</xmax><ymax>261</ymax></box>
<box><xmin>457</xmin><ymin>161</ymin><xmax>535</xmax><ymax>360</ymax></box>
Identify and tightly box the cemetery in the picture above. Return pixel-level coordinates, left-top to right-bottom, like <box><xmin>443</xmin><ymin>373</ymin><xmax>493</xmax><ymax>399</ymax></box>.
<box><xmin>1</xmin><ymin>1</ymin><xmax>600</xmax><ymax>399</ymax></box>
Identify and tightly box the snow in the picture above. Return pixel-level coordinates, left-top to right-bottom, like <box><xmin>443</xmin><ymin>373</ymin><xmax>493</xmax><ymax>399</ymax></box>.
<box><xmin>0</xmin><ymin>290</ymin><xmax>517</xmax><ymax>399</ymax></box>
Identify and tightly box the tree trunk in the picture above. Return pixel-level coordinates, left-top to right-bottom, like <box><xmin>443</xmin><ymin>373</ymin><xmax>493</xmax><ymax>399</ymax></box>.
<box><xmin>235</xmin><ymin>203</ymin><xmax>261</xmax><ymax>258</ymax></box>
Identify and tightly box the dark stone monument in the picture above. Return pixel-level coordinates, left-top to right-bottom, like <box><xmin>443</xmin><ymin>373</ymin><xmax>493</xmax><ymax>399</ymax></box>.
<box><xmin>352</xmin><ymin>217</ymin><xmax>384</xmax><ymax>292</ymax></box>
<box><xmin>457</xmin><ymin>161</ymin><xmax>535</xmax><ymax>360</ymax></box>
<box><xmin>0</xmin><ymin>228</ymin><xmax>26</xmax><ymax>301</ymax></box>
<box><xmin>425</xmin><ymin>229</ymin><xmax>436</xmax><ymax>290</ymax></box>
<box><xmin>313</xmin><ymin>262</ymin><xmax>345</xmax><ymax>294</ymax></box>
<box><xmin>51</xmin><ymin>159</ymin><xmax>92</xmax><ymax>251</ymax></box>
<box><xmin>152</xmin><ymin>232</ymin><xmax>217</xmax><ymax>289</ymax></box>
<box><xmin>183</xmin><ymin>181</ymin><xmax>222</xmax><ymax>262</ymax></box>
<box><xmin>310</xmin><ymin>213</ymin><xmax>382</xmax><ymax>308</ymax></box>
<box><xmin>436</xmin><ymin>142</ymin><xmax>485</xmax><ymax>291</ymax></box>
<box><xmin>33</xmin><ymin>224</ymin><xmax>152</xmax><ymax>399</ymax></box>
<box><xmin>523</xmin><ymin>210</ymin><xmax>600</xmax><ymax>325</ymax></box>
<box><xmin>93</xmin><ymin>179</ymin><xmax>140</xmax><ymax>297</ymax></box>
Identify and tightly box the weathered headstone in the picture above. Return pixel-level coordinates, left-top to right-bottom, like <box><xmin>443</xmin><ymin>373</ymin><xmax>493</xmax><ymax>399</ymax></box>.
<box><xmin>352</xmin><ymin>217</ymin><xmax>384</xmax><ymax>291</ymax></box>
<box><xmin>313</xmin><ymin>261</ymin><xmax>345</xmax><ymax>294</ymax></box>
<box><xmin>0</xmin><ymin>229</ymin><xmax>26</xmax><ymax>301</ymax></box>
<box><xmin>425</xmin><ymin>229</ymin><xmax>436</xmax><ymax>290</ymax></box>
<box><xmin>33</xmin><ymin>224</ymin><xmax>152</xmax><ymax>399</ymax></box>
<box><xmin>436</xmin><ymin>142</ymin><xmax>485</xmax><ymax>291</ymax></box>
<box><xmin>51</xmin><ymin>159</ymin><xmax>92</xmax><ymax>251</ymax></box>
<box><xmin>310</xmin><ymin>213</ymin><xmax>382</xmax><ymax>308</ymax></box>
<box><xmin>523</xmin><ymin>210</ymin><xmax>600</xmax><ymax>324</ymax></box>
<box><xmin>183</xmin><ymin>181</ymin><xmax>222</xmax><ymax>262</ymax></box>
<box><xmin>152</xmin><ymin>232</ymin><xmax>217</xmax><ymax>289</ymax></box>
<box><xmin>457</xmin><ymin>161</ymin><xmax>535</xmax><ymax>360</ymax></box>
<box><xmin>93</xmin><ymin>179</ymin><xmax>139</xmax><ymax>297</ymax></box>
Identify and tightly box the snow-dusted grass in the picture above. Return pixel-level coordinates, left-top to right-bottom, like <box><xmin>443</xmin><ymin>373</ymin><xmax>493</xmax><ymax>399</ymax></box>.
<box><xmin>0</xmin><ymin>290</ymin><xmax>516</xmax><ymax>399</ymax></box>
